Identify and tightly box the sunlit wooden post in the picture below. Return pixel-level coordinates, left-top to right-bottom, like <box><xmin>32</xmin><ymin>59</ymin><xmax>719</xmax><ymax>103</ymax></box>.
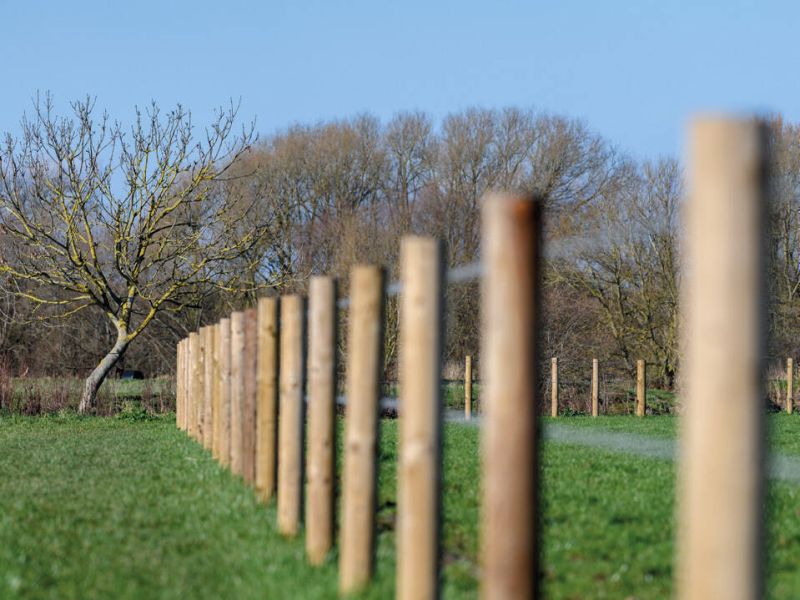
<box><xmin>339</xmin><ymin>265</ymin><xmax>385</xmax><ymax>595</ymax></box>
<box><xmin>591</xmin><ymin>358</ymin><xmax>599</xmax><ymax>417</ymax></box>
<box><xmin>230</xmin><ymin>312</ymin><xmax>246</xmax><ymax>476</ymax></box>
<box><xmin>278</xmin><ymin>295</ymin><xmax>305</xmax><ymax>537</ymax></box>
<box><xmin>465</xmin><ymin>355</ymin><xmax>473</xmax><ymax>420</ymax></box>
<box><xmin>677</xmin><ymin>117</ymin><xmax>767</xmax><ymax>600</ymax></box>
<box><xmin>256</xmin><ymin>297</ymin><xmax>279</xmax><ymax>502</ymax></box>
<box><xmin>550</xmin><ymin>357</ymin><xmax>558</xmax><ymax>417</ymax></box>
<box><xmin>196</xmin><ymin>326</ymin><xmax>208</xmax><ymax>441</ymax></box>
<box><xmin>219</xmin><ymin>318</ymin><xmax>232</xmax><ymax>468</ymax></box>
<box><xmin>306</xmin><ymin>277</ymin><xmax>337</xmax><ymax>565</ymax></box>
<box><xmin>203</xmin><ymin>326</ymin><xmax>214</xmax><ymax>449</ymax></box>
<box><xmin>397</xmin><ymin>236</ymin><xmax>444</xmax><ymax>600</ymax></box>
<box><xmin>212</xmin><ymin>323</ymin><xmax>222</xmax><ymax>460</ymax></box>
<box><xmin>636</xmin><ymin>359</ymin><xmax>646</xmax><ymax>417</ymax></box>
<box><xmin>242</xmin><ymin>308</ymin><xmax>258</xmax><ymax>484</ymax></box>
<box><xmin>480</xmin><ymin>192</ymin><xmax>542</xmax><ymax>600</ymax></box>
<box><xmin>787</xmin><ymin>358</ymin><xmax>794</xmax><ymax>415</ymax></box>
<box><xmin>176</xmin><ymin>340</ymin><xmax>184</xmax><ymax>429</ymax></box>
<box><xmin>188</xmin><ymin>331</ymin><xmax>200</xmax><ymax>439</ymax></box>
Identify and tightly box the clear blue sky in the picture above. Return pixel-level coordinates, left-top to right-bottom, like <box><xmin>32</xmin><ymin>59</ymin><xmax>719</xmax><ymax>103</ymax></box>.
<box><xmin>3</xmin><ymin>0</ymin><xmax>798</xmax><ymax>159</ymax></box>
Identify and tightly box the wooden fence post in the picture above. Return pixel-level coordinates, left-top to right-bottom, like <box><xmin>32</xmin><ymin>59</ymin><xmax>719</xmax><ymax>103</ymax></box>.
<box><xmin>677</xmin><ymin>117</ymin><xmax>767</xmax><ymax>600</ymax></box>
<box><xmin>197</xmin><ymin>327</ymin><xmax>208</xmax><ymax>441</ymax></box>
<box><xmin>176</xmin><ymin>340</ymin><xmax>183</xmax><ymax>429</ymax></box>
<box><xmin>480</xmin><ymin>192</ymin><xmax>541</xmax><ymax>600</ymax></box>
<box><xmin>243</xmin><ymin>308</ymin><xmax>258</xmax><ymax>484</ymax></box>
<box><xmin>306</xmin><ymin>277</ymin><xmax>337</xmax><ymax>565</ymax></box>
<box><xmin>188</xmin><ymin>331</ymin><xmax>200</xmax><ymax>439</ymax></box>
<box><xmin>397</xmin><ymin>236</ymin><xmax>444</xmax><ymax>600</ymax></box>
<box><xmin>256</xmin><ymin>297</ymin><xmax>279</xmax><ymax>503</ymax></box>
<box><xmin>203</xmin><ymin>326</ymin><xmax>214</xmax><ymax>449</ymax></box>
<box><xmin>465</xmin><ymin>355</ymin><xmax>473</xmax><ymax>420</ymax></box>
<box><xmin>278</xmin><ymin>295</ymin><xmax>305</xmax><ymax>536</ymax></box>
<box><xmin>339</xmin><ymin>265</ymin><xmax>385</xmax><ymax>595</ymax></box>
<box><xmin>787</xmin><ymin>357</ymin><xmax>793</xmax><ymax>415</ymax></box>
<box><xmin>551</xmin><ymin>357</ymin><xmax>558</xmax><ymax>417</ymax></box>
<box><xmin>230</xmin><ymin>312</ymin><xmax>246</xmax><ymax>477</ymax></box>
<box><xmin>212</xmin><ymin>323</ymin><xmax>222</xmax><ymax>460</ymax></box>
<box><xmin>219</xmin><ymin>318</ymin><xmax>232</xmax><ymax>468</ymax></box>
<box><xmin>636</xmin><ymin>359</ymin><xmax>646</xmax><ymax>417</ymax></box>
<box><xmin>591</xmin><ymin>358</ymin><xmax>599</xmax><ymax>417</ymax></box>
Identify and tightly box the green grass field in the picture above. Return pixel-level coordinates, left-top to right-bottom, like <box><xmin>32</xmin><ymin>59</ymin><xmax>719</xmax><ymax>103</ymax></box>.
<box><xmin>1</xmin><ymin>414</ymin><xmax>799</xmax><ymax>598</ymax></box>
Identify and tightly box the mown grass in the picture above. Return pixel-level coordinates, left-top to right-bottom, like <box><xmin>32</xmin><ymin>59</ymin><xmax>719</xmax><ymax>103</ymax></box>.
<box><xmin>1</xmin><ymin>414</ymin><xmax>800</xmax><ymax>598</ymax></box>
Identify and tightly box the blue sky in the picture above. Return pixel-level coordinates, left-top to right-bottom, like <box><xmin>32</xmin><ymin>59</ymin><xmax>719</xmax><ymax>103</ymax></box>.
<box><xmin>2</xmin><ymin>0</ymin><xmax>798</xmax><ymax>159</ymax></box>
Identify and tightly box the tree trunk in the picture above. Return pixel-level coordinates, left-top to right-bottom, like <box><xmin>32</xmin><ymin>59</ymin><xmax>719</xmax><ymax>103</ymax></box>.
<box><xmin>78</xmin><ymin>332</ymin><xmax>130</xmax><ymax>414</ymax></box>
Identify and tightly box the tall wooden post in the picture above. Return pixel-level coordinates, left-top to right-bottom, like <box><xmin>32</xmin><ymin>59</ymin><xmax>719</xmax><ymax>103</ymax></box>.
<box><xmin>188</xmin><ymin>331</ymin><xmax>200</xmax><ymax>439</ymax></box>
<box><xmin>550</xmin><ymin>357</ymin><xmax>558</xmax><ymax>417</ymax></box>
<box><xmin>636</xmin><ymin>359</ymin><xmax>646</xmax><ymax>417</ymax></box>
<box><xmin>278</xmin><ymin>295</ymin><xmax>305</xmax><ymax>537</ymax></box>
<box><xmin>677</xmin><ymin>117</ymin><xmax>767</xmax><ymax>600</ymax></box>
<box><xmin>480</xmin><ymin>192</ymin><xmax>541</xmax><ymax>600</ymax></box>
<box><xmin>230</xmin><ymin>312</ymin><xmax>246</xmax><ymax>477</ymax></box>
<box><xmin>306</xmin><ymin>277</ymin><xmax>337</xmax><ymax>565</ymax></box>
<box><xmin>256</xmin><ymin>297</ymin><xmax>279</xmax><ymax>502</ymax></box>
<box><xmin>176</xmin><ymin>340</ymin><xmax>184</xmax><ymax>429</ymax></box>
<box><xmin>465</xmin><ymin>355</ymin><xmax>473</xmax><ymax>420</ymax></box>
<box><xmin>203</xmin><ymin>326</ymin><xmax>214</xmax><ymax>449</ymax></box>
<box><xmin>591</xmin><ymin>358</ymin><xmax>599</xmax><ymax>417</ymax></box>
<box><xmin>339</xmin><ymin>266</ymin><xmax>385</xmax><ymax>595</ymax></box>
<box><xmin>397</xmin><ymin>237</ymin><xmax>444</xmax><ymax>600</ymax></box>
<box><xmin>212</xmin><ymin>323</ymin><xmax>222</xmax><ymax>460</ymax></box>
<box><xmin>218</xmin><ymin>318</ymin><xmax>232</xmax><ymax>468</ymax></box>
<box><xmin>242</xmin><ymin>308</ymin><xmax>258</xmax><ymax>484</ymax></box>
<box><xmin>787</xmin><ymin>358</ymin><xmax>794</xmax><ymax>415</ymax></box>
<box><xmin>197</xmin><ymin>327</ymin><xmax>208</xmax><ymax>441</ymax></box>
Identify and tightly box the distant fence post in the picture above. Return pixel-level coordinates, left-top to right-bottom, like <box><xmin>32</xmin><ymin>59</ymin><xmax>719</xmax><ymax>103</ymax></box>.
<box><xmin>188</xmin><ymin>331</ymin><xmax>200</xmax><ymax>439</ymax></box>
<box><xmin>278</xmin><ymin>295</ymin><xmax>305</xmax><ymax>537</ymax></box>
<box><xmin>551</xmin><ymin>357</ymin><xmax>558</xmax><ymax>417</ymax></box>
<box><xmin>787</xmin><ymin>357</ymin><xmax>793</xmax><ymax>415</ymax></box>
<box><xmin>480</xmin><ymin>192</ymin><xmax>541</xmax><ymax>599</ymax></box>
<box><xmin>212</xmin><ymin>323</ymin><xmax>222</xmax><ymax>460</ymax></box>
<box><xmin>591</xmin><ymin>358</ymin><xmax>599</xmax><ymax>417</ymax></box>
<box><xmin>636</xmin><ymin>359</ymin><xmax>646</xmax><ymax>417</ymax></box>
<box><xmin>176</xmin><ymin>339</ymin><xmax>184</xmax><ymax>429</ymax></box>
<box><xmin>197</xmin><ymin>327</ymin><xmax>208</xmax><ymax>442</ymax></box>
<box><xmin>256</xmin><ymin>297</ymin><xmax>279</xmax><ymax>503</ymax></box>
<box><xmin>397</xmin><ymin>236</ymin><xmax>444</xmax><ymax>600</ymax></box>
<box><xmin>242</xmin><ymin>308</ymin><xmax>258</xmax><ymax>484</ymax></box>
<box><xmin>230</xmin><ymin>312</ymin><xmax>246</xmax><ymax>476</ymax></box>
<box><xmin>677</xmin><ymin>117</ymin><xmax>767</xmax><ymax>600</ymax></box>
<box><xmin>339</xmin><ymin>265</ymin><xmax>385</xmax><ymax>595</ymax></box>
<box><xmin>219</xmin><ymin>318</ymin><xmax>232</xmax><ymax>467</ymax></box>
<box><xmin>203</xmin><ymin>326</ymin><xmax>214</xmax><ymax>449</ymax></box>
<box><xmin>465</xmin><ymin>355</ymin><xmax>473</xmax><ymax>420</ymax></box>
<box><xmin>306</xmin><ymin>277</ymin><xmax>337</xmax><ymax>565</ymax></box>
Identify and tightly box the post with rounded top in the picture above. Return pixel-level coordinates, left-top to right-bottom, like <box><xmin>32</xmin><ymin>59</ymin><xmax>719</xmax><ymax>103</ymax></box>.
<box><xmin>218</xmin><ymin>318</ymin><xmax>232</xmax><ymax>467</ymax></box>
<box><xmin>677</xmin><ymin>117</ymin><xmax>767</xmax><ymax>600</ymax></box>
<box><xmin>480</xmin><ymin>192</ymin><xmax>542</xmax><ymax>600</ymax></box>
<box><xmin>339</xmin><ymin>265</ymin><xmax>385</xmax><ymax>595</ymax></box>
<box><xmin>636</xmin><ymin>359</ymin><xmax>646</xmax><ymax>417</ymax></box>
<box><xmin>591</xmin><ymin>359</ymin><xmax>599</xmax><ymax>417</ymax></box>
<box><xmin>230</xmin><ymin>312</ymin><xmax>246</xmax><ymax>476</ymax></box>
<box><xmin>787</xmin><ymin>358</ymin><xmax>793</xmax><ymax>415</ymax></box>
<box><xmin>551</xmin><ymin>357</ymin><xmax>558</xmax><ymax>417</ymax></box>
<box><xmin>256</xmin><ymin>297</ymin><xmax>279</xmax><ymax>502</ymax></box>
<box><xmin>465</xmin><ymin>355</ymin><xmax>473</xmax><ymax>420</ymax></box>
<box><xmin>306</xmin><ymin>278</ymin><xmax>337</xmax><ymax>565</ymax></box>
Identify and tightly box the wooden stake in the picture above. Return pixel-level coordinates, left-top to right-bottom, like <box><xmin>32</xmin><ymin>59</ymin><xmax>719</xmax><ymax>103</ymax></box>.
<box><xmin>677</xmin><ymin>117</ymin><xmax>767</xmax><ymax>600</ymax></box>
<box><xmin>787</xmin><ymin>358</ymin><xmax>793</xmax><ymax>415</ymax></box>
<box><xmin>197</xmin><ymin>327</ymin><xmax>208</xmax><ymax>441</ymax></box>
<box><xmin>339</xmin><ymin>265</ymin><xmax>385</xmax><ymax>595</ymax></box>
<box><xmin>188</xmin><ymin>331</ymin><xmax>200</xmax><ymax>439</ymax></box>
<box><xmin>306</xmin><ymin>277</ymin><xmax>337</xmax><ymax>565</ymax></box>
<box><xmin>176</xmin><ymin>340</ymin><xmax>183</xmax><ymax>429</ymax></box>
<box><xmin>256</xmin><ymin>297</ymin><xmax>279</xmax><ymax>502</ymax></box>
<box><xmin>218</xmin><ymin>318</ymin><xmax>232</xmax><ymax>468</ymax></box>
<box><xmin>591</xmin><ymin>358</ymin><xmax>599</xmax><ymax>417</ymax></box>
<box><xmin>636</xmin><ymin>359</ymin><xmax>646</xmax><ymax>417</ymax></box>
<box><xmin>397</xmin><ymin>236</ymin><xmax>444</xmax><ymax>600</ymax></box>
<box><xmin>551</xmin><ymin>357</ymin><xmax>558</xmax><ymax>417</ymax></box>
<box><xmin>278</xmin><ymin>295</ymin><xmax>305</xmax><ymax>537</ymax></box>
<box><xmin>480</xmin><ymin>192</ymin><xmax>541</xmax><ymax>600</ymax></box>
<box><xmin>212</xmin><ymin>323</ymin><xmax>222</xmax><ymax>460</ymax></box>
<box><xmin>230</xmin><ymin>312</ymin><xmax>246</xmax><ymax>477</ymax></box>
<box><xmin>203</xmin><ymin>326</ymin><xmax>214</xmax><ymax>449</ymax></box>
<box><xmin>242</xmin><ymin>308</ymin><xmax>258</xmax><ymax>484</ymax></box>
<box><xmin>465</xmin><ymin>355</ymin><xmax>473</xmax><ymax>420</ymax></box>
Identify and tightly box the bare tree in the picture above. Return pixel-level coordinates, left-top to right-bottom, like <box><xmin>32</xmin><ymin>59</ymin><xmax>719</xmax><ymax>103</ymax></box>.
<box><xmin>0</xmin><ymin>94</ymin><xmax>261</xmax><ymax>411</ymax></box>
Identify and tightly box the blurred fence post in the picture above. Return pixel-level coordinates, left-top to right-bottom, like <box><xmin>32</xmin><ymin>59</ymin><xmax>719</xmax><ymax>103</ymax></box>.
<box><xmin>306</xmin><ymin>277</ymin><xmax>337</xmax><ymax>565</ymax></box>
<box><xmin>339</xmin><ymin>265</ymin><xmax>385</xmax><ymax>595</ymax></box>
<box><xmin>256</xmin><ymin>297</ymin><xmax>279</xmax><ymax>502</ymax></box>
<box><xmin>465</xmin><ymin>355</ymin><xmax>473</xmax><ymax>420</ymax></box>
<box><xmin>591</xmin><ymin>359</ymin><xmax>599</xmax><ymax>417</ymax></box>
<box><xmin>219</xmin><ymin>318</ymin><xmax>232</xmax><ymax>468</ymax></box>
<box><xmin>188</xmin><ymin>331</ymin><xmax>200</xmax><ymax>439</ymax></box>
<box><xmin>677</xmin><ymin>117</ymin><xmax>767</xmax><ymax>600</ymax></box>
<box><xmin>397</xmin><ymin>236</ymin><xmax>444</xmax><ymax>600</ymax></box>
<box><xmin>787</xmin><ymin>357</ymin><xmax>793</xmax><ymax>415</ymax></box>
<box><xmin>278</xmin><ymin>295</ymin><xmax>305</xmax><ymax>537</ymax></box>
<box><xmin>176</xmin><ymin>340</ymin><xmax>184</xmax><ymax>429</ymax></box>
<box><xmin>636</xmin><ymin>359</ymin><xmax>646</xmax><ymax>417</ymax></box>
<box><xmin>480</xmin><ymin>192</ymin><xmax>541</xmax><ymax>600</ymax></box>
<box><xmin>243</xmin><ymin>308</ymin><xmax>258</xmax><ymax>484</ymax></box>
<box><xmin>203</xmin><ymin>326</ymin><xmax>214</xmax><ymax>449</ymax></box>
<box><xmin>212</xmin><ymin>323</ymin><xmax>222</xmax><ymax>460</ymax></box>
<box><xmin>230</xmin><ymin>312</ymin><xmax>245</xmax><ymax>476</ymax></box>
<box><xmin>551</xmin><ymin>357</ymin><xmax>558</xmax><ymax>417</ymax></box>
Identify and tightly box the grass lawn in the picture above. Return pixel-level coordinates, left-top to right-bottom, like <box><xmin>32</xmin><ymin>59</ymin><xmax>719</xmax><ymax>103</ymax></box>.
<box><xmin>0</xmin><ymin>414</ymin><xmax>799</xmax><ymax>598</ymax></box>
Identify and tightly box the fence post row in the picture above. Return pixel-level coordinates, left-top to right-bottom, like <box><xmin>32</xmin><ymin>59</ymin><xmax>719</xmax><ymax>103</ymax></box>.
<box><xmin>480</xmin><ymin>192</ymin><xmax>542</xmax><ymax>599</ymax></box>
<box><xmin>339</xmin><ymin>265</ymin><xmax>385</xmax><ymax>595</ymax></box>
<box><xmin>676</xmin><ymin>117</ymin><xmax>767</xmax><ymax>600</ymax></box>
